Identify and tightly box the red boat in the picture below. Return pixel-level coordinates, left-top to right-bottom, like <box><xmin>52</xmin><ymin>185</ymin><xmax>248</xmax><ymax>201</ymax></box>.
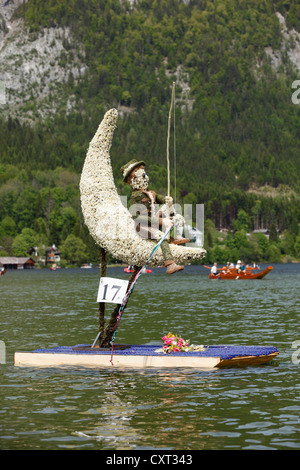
<box><xmin>124</xmin><ymin>266</ymin><xmax>152</xmax><ymax>273</ymax></box>
<box><xmin>205</xmin><ymin>265</ymin><xmax>273</xmax><ymax>280</ymax></box>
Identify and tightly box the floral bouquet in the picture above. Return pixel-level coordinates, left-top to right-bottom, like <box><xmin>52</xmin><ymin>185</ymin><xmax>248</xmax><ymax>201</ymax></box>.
<box><xmin>161</xmin><ymin>332</ymin><xmax>206</xmax><ymax>354</ymax></box>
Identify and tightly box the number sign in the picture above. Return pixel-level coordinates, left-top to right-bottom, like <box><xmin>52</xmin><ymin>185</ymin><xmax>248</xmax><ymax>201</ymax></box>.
<box><xmin>97</xmin><ymin>277</ymin><xmax>129</xmax><ymax>304</ymax></box>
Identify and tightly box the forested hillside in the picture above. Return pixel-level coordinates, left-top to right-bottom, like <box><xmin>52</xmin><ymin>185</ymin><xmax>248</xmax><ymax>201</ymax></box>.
<box><xmin>0</xmin><ymin>0</ymin><xmax>300</xmax><ymax>265</ymax></box>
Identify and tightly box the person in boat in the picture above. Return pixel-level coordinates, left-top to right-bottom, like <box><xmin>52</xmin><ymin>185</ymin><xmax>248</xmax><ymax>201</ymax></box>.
<box><xmin>235</xmin><ymin>260</ymin><xmax>241</xmax><ymax>272</ymax></box>
<box><xmin>223</xmin><ymin>261</ymin><xmax>231</xmax><ymax>272</ymax></box>
<box><xmin>239</xmin><ymin>262</ymin><xmax>246</xmax><ymax>274</ymax></box>
<box><xmin>211</xmin><ymin>262</ymin><xmax>219</xmax><ymax>276</ymax></box>
<box><xmin>220</xmin><ymin>262</ymin><xmax>230</xmax><ymax>273</ymax></box>
<box><xmin>121</xmin><ymin>159</ymin><xmax>189</xmax><ymax>275</ymax></box>
<box><xmin>245</xmin><ymin>264</ymin><xmax>252</xmax><ymax>274</ymax></box>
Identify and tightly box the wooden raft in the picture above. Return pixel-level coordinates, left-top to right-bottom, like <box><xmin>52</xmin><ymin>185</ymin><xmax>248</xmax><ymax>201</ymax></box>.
<box><xmin>14</xmin><ymin>344</ymin><xmax>279</xmax><ymax>369</ymax></box>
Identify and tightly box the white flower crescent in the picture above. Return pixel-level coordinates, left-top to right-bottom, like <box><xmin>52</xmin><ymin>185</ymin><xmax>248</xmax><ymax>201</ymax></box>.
<box><xmin>80</xmin><ymin>108</ymin><xmax>206</xmax><ymax>267</ymax></box>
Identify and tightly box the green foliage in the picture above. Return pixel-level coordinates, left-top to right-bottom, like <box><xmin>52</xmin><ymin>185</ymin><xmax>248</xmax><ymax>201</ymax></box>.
<box><xmin>232</xmin><ymin>209</ymin><xmax>250</xmax><ymax>232</ymax></box>
<box><xmin>12</xmin><ymin>228</ymin><xmax>39</xmax><ymax>256</ymax></box>
<box><xmin>6</xmin><ymin>0</ymin><xmax>298</xmax><ymax>189</ymax></box>
<box><xmin>60</xmin><ymin>234</ymin><xmax>88</xmax><ymax>266</ymax></box>
<box><xmin>294</xmin><ymin>235</ymin><xmax>300</xmax><ymax>257</ymax></box>
<box><xmin>0</xmin><ymin>216</ymin><xmax>16</xmax><ymax>237</ymax></box>
<box><xmin>202</xmin><ymin>210</ymin><xmax>300</xmax><ymax>264</ymax></box>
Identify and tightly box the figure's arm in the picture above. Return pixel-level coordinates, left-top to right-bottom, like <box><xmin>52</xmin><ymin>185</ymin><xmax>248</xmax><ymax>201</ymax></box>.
<box><xmin>155</xmin><ymin>194</ymin><xmax>174</xmax><ymax>228</ymax></box>
<box><xmin>156</xmin><ymin>193</ymin><xmax>173</xmax><ymax>206</ymax></box>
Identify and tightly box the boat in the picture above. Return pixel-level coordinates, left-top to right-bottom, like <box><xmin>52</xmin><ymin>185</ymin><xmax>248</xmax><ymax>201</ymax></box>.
<box><xmin>124</xmin><ymin>266</ymin><xmax>134</xmax><ymax>272</ymax></box>
<box><xmin>0</xmin><ymin>269</ymin><xmax>7</xmax><ymax>276</ymax></box>
<box><xmin>14</xmin><ymin>343</ymin><xmax>278</xmax><ymax>369</ymax></box>
<box><xmin>50</xmin><ymin>264</ymin><xmax>61</xmax><ymax>271</ymax></box>
<box><xmin>124</xmin><ymin>266</ymin><xmax>152</xmax><ymax>273</ymax></box>
<box><xmin>141</xmin><ymin>267</ymin><xmax>152</xmax><ymax>273</ymax></box>
<box><xmin>205</xmin><ymin>265</ymin><xmax>273</xmax><ymax>280</ymax></box>
<box><xmin>81</xmin><ymin>263</ymin><xmax>93</xmax><ymax>269</ymax></box>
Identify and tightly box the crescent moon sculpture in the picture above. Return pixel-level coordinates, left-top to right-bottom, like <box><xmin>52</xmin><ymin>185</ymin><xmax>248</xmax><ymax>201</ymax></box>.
<box><xmin>80</xmin><ymin>108</ymin><xmax>206</xmax><ymax>267</ymax></box>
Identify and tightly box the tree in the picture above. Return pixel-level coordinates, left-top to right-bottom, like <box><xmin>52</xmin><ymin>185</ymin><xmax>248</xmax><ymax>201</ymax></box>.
<box><xmin>13</xmin><ymin>188</ymin><xmax>39</xmax><ymax>231</ymax></box>
<box><xmin>269</xmin><ymin>222</ymin><xmax>279</xmax><ymax>243</ymax></box>
<box><xmin>12</xmin><ymin>228</ymin><xmax>39</xmax><ymax>256</ymax></box>
<box><xmin>255</xmin><ymin>232</ymin><xmax>270</xmax><ymax>254</ymax></box>
<box><xmin>232</xmin><ymin>229</ymin><xmax>249</xmax><ymax>250</ymax></box>
<box><xmin>294</xmin><ymin>235</ymin><xmax>300</xmax><ymax>258</ymax></box>
<box><xmin>232</xmin><ymin>209</ymin><xmax>250</xmax><ymax>233</ymax></box>
<box><xmin>0</xmin><ymin>216</ymin><xmax>16</xmax><ymax>237</ymax></box>
<box><xmin>265</xmin><ymin>244</ymin><xmax>281</xmax><ymax>262</ymax></box>
<box><xmin>60</xmin><ymin>234</ymin><xmax>88</xmax><ymax>266</ymax></box>
<box><xmin>60</xmin><ymin>206</ymin><xmax>78</xmax><ymax>239</ymax></box>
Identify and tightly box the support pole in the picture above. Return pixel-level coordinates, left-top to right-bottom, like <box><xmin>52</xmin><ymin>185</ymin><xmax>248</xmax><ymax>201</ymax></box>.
<box><xmin>167</xmin><ymin>81</ymin><xmax>175</xmax><ymax>197</ymax></box>
<box><xmin>95</xmin><ymin>248</ymin><xmax>107</xmax><ymax>347</ymax></box>
<box><xmin>100</xmin><ymin>266</ymin><xmax>140</xmax><ymax>348</ymax></box>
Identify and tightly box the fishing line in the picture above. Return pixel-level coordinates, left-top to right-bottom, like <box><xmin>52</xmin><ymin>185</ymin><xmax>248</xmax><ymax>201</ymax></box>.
<box><xmin>110</xmin><ymin>225</ymin><xmax>173</xmax><ymax>365</ymax></box>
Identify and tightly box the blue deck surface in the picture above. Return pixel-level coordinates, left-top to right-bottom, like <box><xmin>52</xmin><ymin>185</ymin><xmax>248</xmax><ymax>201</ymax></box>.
<box><xmin>32</xmin><ymin>344</ymin><xmax>278</xmax><ymax>361</ymax></box>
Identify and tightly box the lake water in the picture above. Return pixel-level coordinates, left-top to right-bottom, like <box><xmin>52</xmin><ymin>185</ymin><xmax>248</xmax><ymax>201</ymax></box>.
<box><xmin>0</xmin><ymin>263</ymin><xmax>299</xmax><ymax>450</ymax></box>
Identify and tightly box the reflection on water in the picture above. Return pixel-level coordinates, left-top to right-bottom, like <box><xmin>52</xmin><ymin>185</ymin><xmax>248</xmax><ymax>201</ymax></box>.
<box><xmin>0</xmin><ymin>264</ymin><xmax>299</xmax><ymax>449</ymax></box>
<box><xmin>74</xmin><ymin>369</ymin><xmax>224</xmax><ymax>450</ymax></box>
<box><xmin>76</xmin><ymin>396</ymin><xmax>139</xmax><ymax>448</ymax></box>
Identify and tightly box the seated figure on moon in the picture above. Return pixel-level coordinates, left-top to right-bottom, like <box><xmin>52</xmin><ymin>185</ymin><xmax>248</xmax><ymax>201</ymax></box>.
<box><xmin>121</xmin><ymin>159</ymin><xmax>190</xmax><ymax>275</ymax></box>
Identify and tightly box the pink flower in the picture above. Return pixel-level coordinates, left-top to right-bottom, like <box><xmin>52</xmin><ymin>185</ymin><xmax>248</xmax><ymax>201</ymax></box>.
<box><xmin>164</xmin><ymin>338</ymin><xmax>173</xmax><ymax>345</ymax></box>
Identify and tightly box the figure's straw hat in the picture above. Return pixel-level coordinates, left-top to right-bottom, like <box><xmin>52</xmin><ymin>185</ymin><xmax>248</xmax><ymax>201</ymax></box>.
<box><xmin>121</xmin><ymin>159</ymin><xmax>145</xmax><ymax>182</ymax></box>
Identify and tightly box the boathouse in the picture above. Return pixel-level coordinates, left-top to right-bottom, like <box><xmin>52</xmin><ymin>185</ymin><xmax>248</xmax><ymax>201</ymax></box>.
<box><xmin>0</xmin><ymin>257</ymin><xmax>35</xmax><ymax>270</ymax></box>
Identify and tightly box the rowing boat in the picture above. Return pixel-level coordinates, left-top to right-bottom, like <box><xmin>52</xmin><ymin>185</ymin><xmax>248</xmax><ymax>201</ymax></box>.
<box><xmin>206</xmin><ymin>265</ymin><xmax>273</xmax><ymax>280</ymax></box>
<box><xmin>124</xmin><ymin>266</ymin><xmax>152</xmax><ymax>273</ymax></box>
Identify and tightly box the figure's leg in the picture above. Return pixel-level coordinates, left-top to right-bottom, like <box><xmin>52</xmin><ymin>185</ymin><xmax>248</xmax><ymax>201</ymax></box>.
<box><xmin>138</xmin><ymin>224</ymin><xmax>184</xmax><ymax>274</ymax></box>
<box><xmin>160</xmin><ymin>240</ymin><xmax>184</xmax><ymax>275</ymax></box>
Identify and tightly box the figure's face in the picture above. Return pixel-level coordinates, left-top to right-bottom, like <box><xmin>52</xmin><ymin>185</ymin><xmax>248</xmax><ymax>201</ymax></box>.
<box><xmin>129</xmin><ymin>166</ymin><xmax>149</xmax><ymax>190</ymax></box>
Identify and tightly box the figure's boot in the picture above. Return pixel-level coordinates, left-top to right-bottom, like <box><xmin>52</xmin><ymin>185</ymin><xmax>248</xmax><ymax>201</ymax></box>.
<box><xmin>165</xmin><ymin>260</ymin><xmax>184</xmax><ymax>274</ymax></box>
<box><xmin>170</xmin><ymin>237</ymin><xmax>190</xmax><ymax>245</ymax></box>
